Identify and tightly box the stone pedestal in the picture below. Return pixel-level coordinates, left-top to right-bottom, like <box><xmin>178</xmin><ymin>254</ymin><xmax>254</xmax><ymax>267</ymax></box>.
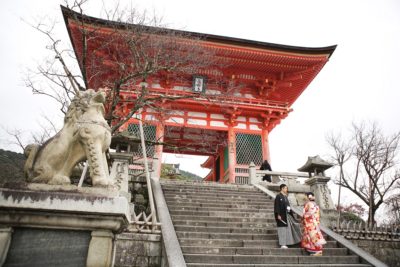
<box><xmin>249</xmin><ymin>162</ymin><xmax>257</xmax><ymax>184</ymax></box>
<box><xmin>87</xmin><ymin>231</ymin><xmax>114</xmax><ymax>267</ymax></box>
<box><xmin>0</xmin><ymin>184</ymin><xmax>131</xmax><ymax>267</ymax></box>
<box><xmin>110</xmin><ymin>152</ymin><xmax>133</xmax><ymax>201</ymax></box>
<box><xmin>0</xmin><ymin>227</ymin><xmax>12</xmax><ymax>266</ymax></box>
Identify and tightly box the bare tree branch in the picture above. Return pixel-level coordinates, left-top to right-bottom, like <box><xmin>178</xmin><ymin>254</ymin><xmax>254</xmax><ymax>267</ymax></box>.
<box><xmin>327</xmin><ymin>121</ymin><xmax>400</xmax><ymax>226</ymax></box>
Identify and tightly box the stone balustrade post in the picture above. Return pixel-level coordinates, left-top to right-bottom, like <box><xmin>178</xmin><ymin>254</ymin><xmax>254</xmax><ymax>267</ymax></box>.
<box><xmin>109</xmin><ymin>152</ymin><xmax>133</xmax><ymax>201</ymax></box>
<box><xmin>249</xmin><ymin>162</ymin><xmax>257</xmax><ymax>184</ymax></box>
<box><xmin>151</xmin><ymin>157</ymin><xmax>159</xmax><ymax>180</ymax></box>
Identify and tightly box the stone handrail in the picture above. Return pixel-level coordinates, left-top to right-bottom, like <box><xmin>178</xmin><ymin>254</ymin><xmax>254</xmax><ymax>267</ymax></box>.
<box><xmin>152</xmin><ymin>178</ymin><xmax>186</xmax><ymax>267</ymax></box>
<box><xmin>249</xmin><ymin>162</ymin><xmax>308</xmax><ymax>184</ymax></box>
<box><xmin>253</xmin><ymin>183</ymin><xmax>389</xmax><ymax>267</ymax></box>
<box><xmin>330</xmin><ymin>220</ymin><xmax>400</xmax><ymax>241</ymax></box>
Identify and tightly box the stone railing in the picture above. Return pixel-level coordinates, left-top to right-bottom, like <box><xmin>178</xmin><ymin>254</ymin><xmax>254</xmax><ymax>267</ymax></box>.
<box><xmin>248</xmin><ymin>162</ymin><xmax>309</xmax><ymax>184</ymax></box>
<box><xmin>109</xmin><ymin>153</ymin><xmax>161</xmax><ymax>234</ymax></box>
<box><xmin>330</xmin><ymin>220</ymin><xmax>400</xmax><ymax>241</ymax></box>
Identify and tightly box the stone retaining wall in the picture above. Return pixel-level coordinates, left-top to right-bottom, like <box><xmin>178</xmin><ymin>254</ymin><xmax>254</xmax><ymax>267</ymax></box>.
<box><xmin>350</xmin><ymin>239</ymin><xmax>400</xmax><ymax>267</ymax></box>
<box><xmin>114</xmin><ymin>233</ymin><xmax>164</xmax><ymax>267</ymax></box>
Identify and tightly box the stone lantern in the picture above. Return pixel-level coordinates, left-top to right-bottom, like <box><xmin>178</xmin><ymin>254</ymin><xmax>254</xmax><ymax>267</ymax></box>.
<box><xmin>298</xmin><ymin>155</ymin><xmax>338</xmax><ymax>225</ymax></box>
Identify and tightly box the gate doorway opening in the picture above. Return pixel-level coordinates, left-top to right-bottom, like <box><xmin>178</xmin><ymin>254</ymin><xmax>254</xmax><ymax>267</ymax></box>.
<box><xmin>161</xmin><ymin>153</ymin><xmax>210</xmax><ymax>180</ymax></box>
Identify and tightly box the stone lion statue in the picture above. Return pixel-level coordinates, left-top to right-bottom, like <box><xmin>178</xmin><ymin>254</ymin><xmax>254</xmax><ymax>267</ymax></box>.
<box><xmin>24</xmin><ymin>89</ymin><xmax>113</xmax><ymax>187</ymax></box>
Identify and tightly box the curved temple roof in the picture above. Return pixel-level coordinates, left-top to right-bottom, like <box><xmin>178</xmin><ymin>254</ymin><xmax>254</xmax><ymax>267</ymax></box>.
<box><xmin>61</xmin><ymin>5</ymin><xmax>336</xmax><ymax>107</ymax></box>
<box><xmin>61</xmin><ymin>6</ymin><xmax>336</xmax><ymax>156</ymax></box>
<box><xmin>61</xmin><ymin>7</ymin><xmax>336</xmax><ymax>135</ymax></box>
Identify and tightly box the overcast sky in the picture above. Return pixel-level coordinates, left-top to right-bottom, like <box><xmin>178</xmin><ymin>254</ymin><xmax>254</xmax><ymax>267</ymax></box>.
<box><xmin>1</xmin><ymin>1</ymin><xmax>399</xmax><ymax>210</ymax></box>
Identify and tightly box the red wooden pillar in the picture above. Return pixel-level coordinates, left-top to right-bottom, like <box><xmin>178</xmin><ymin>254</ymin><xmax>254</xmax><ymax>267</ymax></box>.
<box><xmin>261</xmin><ymin>127</ymin><xmax>271</xmax><ymax>162</ymax></box>
<box><xmin>227</xmin><ymin>126</ymin><xmax>236</xmax><ymax>184</ymax></box>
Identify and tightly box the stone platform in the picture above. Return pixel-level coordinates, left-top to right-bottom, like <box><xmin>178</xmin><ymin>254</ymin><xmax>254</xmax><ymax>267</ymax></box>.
<box><xmin>0</xmin><ymin>183</ymin><xmax>131</xmax><ymax>267</ymax></box>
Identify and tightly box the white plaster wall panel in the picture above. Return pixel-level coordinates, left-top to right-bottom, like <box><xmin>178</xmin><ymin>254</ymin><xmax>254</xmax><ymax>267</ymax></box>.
<box><xmin>188</xmin><ymin>112</ymin><xmax>207</xmax><ymax>118</ymax></box>
<box><xmin>151</xmin><ymin>83</ymin><xmax>161</xmax><ymax>88</ymax></box>
<box><xmin>249</xmin><ymin>124</ymin><xmax>261</xmax><ymax>130</ymax></box>
<box><xmin>145</xmin><ymin>115</ymin><xmax>156</xmax><ymax>121</ymax></box>
<box><xmin>210</xmin><ymin>121</ymin><xmax>227</xmax><ymax>127</ymax></box>
<box><xmin>244</xmin><ymin>94</ymin><xmax>255</xmax><ymax>98</ymax></box>
<box><xmin>206</xmin><ymin>89</ymin><xmax>221</xmax><ymax>95</ymax></box>
<box><xmin>187</xmin><ymin>119</ymin><xmax>207</xmax><ymax>126</ymax></box>
<box><xmin>166</xmin><ymin>117</ymin><xmax>184</xmax><ymax>124</ymax></box>
<box><xmin>210</xmin><ymin>114</ymin><xmax>225</xmax><ymax>119</ymax></box>
<box><xmin>173</xmin><ymin>86</ymin><xmax>191</xmax><ymax>91</ymax></box>
<box><xmin>237</xmin><ymin>116</ymin><xmax>246</xmax><ymax>122</ymax></box>
<box><xmin>249</xmin><ymin>117</ymin><xmax>259</xmax><ymax>123</ymax></box>
<box><xmin>171</xmin><ymin>111</ymin><xmax>185</xmax><ymax>116</ymax></box>
<box><xmin>234</xmin><ymin>123</ymin><xmax>247</xmax><ymax>129</ymax></box>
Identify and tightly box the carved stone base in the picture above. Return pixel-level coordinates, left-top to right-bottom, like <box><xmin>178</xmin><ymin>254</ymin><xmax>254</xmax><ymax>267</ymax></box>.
<box><xmin>87</xmin><ymin>231</ymin><xmax>114</xmax><ymax>267</ymax></box>
<box><xmin>0</xmin><ymin>227</ymin><xmax>12</xmax><ymax>266</ymax></box>
<box><xmin>0</xmin><ymin>184</ymin><xmax>131</xmax><ymax>267</ymax></box>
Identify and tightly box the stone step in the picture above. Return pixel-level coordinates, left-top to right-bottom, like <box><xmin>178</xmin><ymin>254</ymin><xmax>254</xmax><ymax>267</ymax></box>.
<box><xmin>176</xmin><ymin>231</ymin><xmax>278</xmax><ymax>240</ymax></box>
<box><xmin>187</xmin><ymin>264</ymin><xmax>372</xmax><ymax>267</ymax></box>
<box><xmin>163</xmin><ymin>191</ymin><xmax>272</xmax><ymax>201</ymax></box>
<box><xmin>174</xmin><ymin>225</ymin><xmax>276</xmax><ymax>234</ymax></box>
<box><xmin>168</xmin><ymin>206</ymin><xmax>274</xmax><ymax>213</ymax></box>
<box><xmin>181</xmin><ymin>246</ymin><xmax>348</xmax><ymax>256</ymax></box>
<box><xmin>173</xmin><ymin>220</ymin><xmax>276</xmax><ymax>228</ymax></box>
<box><xmin>178</xmin><ymin>238</ymin><xmax>339</xmax><ymax>248</ymax></box>
<box><xmin>242</xmin><ymin>240</ymin><xmax>337</xmax><ymax>248</ymax></box>
<box><xmin>166</xmin><ymin>202</ymin><xmax>274</xmax><ymax>209</ymax></box>
<box><xmin>162</xmin><ymin>185</ymin><xmax>264</xmax><ymax>191</ymax></box>
<box><xmin>184</xmin><ymin>254</ymin><xmax>360</xmax><ymax>264</ymax></box>
<box><xmin>166</xmin><ymin>202</ymin><xmax>273</xmax><ymax>209</ymax></box>
<box><xmin>165</xmin><ymin>198</ymin><xmax>271</xmax><ymax>206</ymax></box>
<box><xmin>161</xmin><ymin>182</ymin><xmax>255</xmax><ymax>191</ymax></box>
<box><xmin>168</xmin><ymin>210</ymin><xmax>275</xmax><ymax>218</ymax></box>
<box><xmin>161</xmin><ymin>187</ymin><xmax>257</xmax><ymax>194</ymax></box>
<box><xmin>162</xmin><ymin>182</ymin><xmax>368</xmax><ymax>267</ymax></box>
<box><xmin>164</xmin><ymin>197</ymin><xmax>271</xmax><ymax>204</ymax></box>
<box><xmin>171</xmin><ymin>214</ymin><xmax>276</xmax><ymax>223</ymax></box>
<box><xmin>163</xmin><ymin>190</ymin><xmax>272</xmax><ymax>201</ymax></box>
<box><xmin>164</xmin><ymin>195</ymin><xmax>272</xmax><ymax>204</ymax></box>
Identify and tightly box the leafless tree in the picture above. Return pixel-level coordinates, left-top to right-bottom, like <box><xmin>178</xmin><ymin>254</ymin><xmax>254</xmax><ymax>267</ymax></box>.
<box><xmin>24</xmin><ymin>0</ymin><xmax>222</xmax><ymax>136</ymax></box>
<box><xmin>327</xmin><ymin>121</ymin><xmax>400</xmax><ymax>227</ymax></box>
<box><xmin>1</xmin><ymin>114</ymin><xmax>59</xmax><ymax>152</ymax></box>
<box><xmin>385</xmin><ymin>186</ymin><xmax>400</xmax><ymax>226</ymax></box>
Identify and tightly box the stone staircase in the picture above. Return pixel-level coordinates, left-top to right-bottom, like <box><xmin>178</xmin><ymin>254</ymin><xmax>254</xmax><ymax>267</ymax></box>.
<box><xmin>161</xmin><ymin>180</ymin><xmax>372</xmax><ymax>267</ymax></box>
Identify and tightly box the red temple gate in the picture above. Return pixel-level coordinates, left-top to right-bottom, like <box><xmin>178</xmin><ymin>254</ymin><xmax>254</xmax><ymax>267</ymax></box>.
<box><xmin>63</xmin><ymin>7</ymin><xmax>336</xmax><ymax>183</ymax></box>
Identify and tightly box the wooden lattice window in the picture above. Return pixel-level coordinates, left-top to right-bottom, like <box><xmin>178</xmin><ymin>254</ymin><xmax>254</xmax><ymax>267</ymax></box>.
<box><xmin>235</xmin><ymin>133</ymin><xmax>263</xmax><ymax>165</ymax></box>
<box><xmin>128</xmin><ymin>124</ymin><xmax>156</xmax><ymax>157</ymax></box>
